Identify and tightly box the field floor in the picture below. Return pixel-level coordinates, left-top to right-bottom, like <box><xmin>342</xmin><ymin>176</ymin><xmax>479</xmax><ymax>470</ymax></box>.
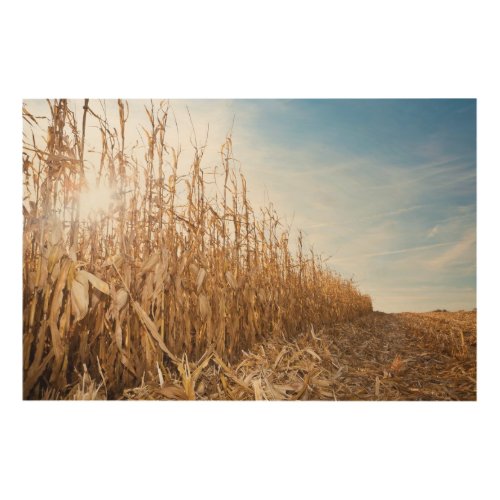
<box><xmin>118</xmin><ymin>310</ymin><xmax>476</xmax><ymax>401</ymax></box>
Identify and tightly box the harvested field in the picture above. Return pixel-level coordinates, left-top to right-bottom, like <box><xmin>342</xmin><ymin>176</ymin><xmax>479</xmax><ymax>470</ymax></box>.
<box><xmin>22</xmin><ymin>100</ymin><xmax>476</xmax><ymax>402</ymax></box>
<box><xmin>70</xmin><ymin>310</ymin><xmax>475</xmax><ymax>401</ymax></box>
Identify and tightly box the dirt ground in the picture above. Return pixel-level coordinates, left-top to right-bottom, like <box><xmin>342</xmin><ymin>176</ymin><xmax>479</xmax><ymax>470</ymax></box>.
<box><xmin>115</xmin><ymin>310</ymin><xmax>476</xmax><ymax>401</ymax></box>
<box><xmin>321</xmin><ymin>310</ymin><xmax>476</xmax><ymax>401</ymax></box>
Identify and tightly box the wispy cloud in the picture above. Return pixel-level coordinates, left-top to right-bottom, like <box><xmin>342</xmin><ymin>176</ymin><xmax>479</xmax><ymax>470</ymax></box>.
<box><xmin>362</xmin><ymin>204</ymin><xmax>426</xmax><ymax>222</ymax></box>
<box><xmin>336</xmin><ymin>241</ymin><xmax>457</xmax><ymax>261</ymax></box>
<box><xmin>427</xmin><ymin>228</ymin><xmax>476</xmax><ymax>269</ymax></box>
<box><xmin>427</xmin><ymin>225</ymin><xmax>439</xmax><ymax>238</ymax></box>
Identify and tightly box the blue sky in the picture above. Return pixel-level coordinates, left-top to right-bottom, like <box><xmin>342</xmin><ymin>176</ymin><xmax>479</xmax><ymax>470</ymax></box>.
<box><xmin>25</xmin><ymin>99</ymin><xmax>476</xmax><ymax>312</ymax></box>
<box><xmin>218</xmin><ymin>99</ymin><xmax>476</xmax><ymax>312</ymax></box>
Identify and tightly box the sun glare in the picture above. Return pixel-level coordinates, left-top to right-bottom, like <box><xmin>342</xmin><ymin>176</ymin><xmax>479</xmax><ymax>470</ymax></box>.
<box><xmin>78</xmin><ymin>183</ymin><xmax>115</xmax><ymax>219</ymax></box>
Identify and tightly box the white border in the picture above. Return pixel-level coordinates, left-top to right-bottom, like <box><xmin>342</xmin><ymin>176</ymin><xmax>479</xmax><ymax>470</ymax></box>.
<box><xmin>2</xmin><ymin>2</ymin><xmax>498</xmax><ymax>499</ymax></box>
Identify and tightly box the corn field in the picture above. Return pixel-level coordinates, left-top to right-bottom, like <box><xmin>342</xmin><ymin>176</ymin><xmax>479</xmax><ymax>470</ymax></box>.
<box><xmin>22</xmin><ymin>99</ymin><xmax>372</xmax><ymax>399</ymax></box>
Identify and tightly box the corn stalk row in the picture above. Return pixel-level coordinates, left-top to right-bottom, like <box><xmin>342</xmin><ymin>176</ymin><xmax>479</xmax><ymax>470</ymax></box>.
<box><xmin>22</xmin><ymin>99</ymin><xmax>372</xmax><ymax>398</ymax></box>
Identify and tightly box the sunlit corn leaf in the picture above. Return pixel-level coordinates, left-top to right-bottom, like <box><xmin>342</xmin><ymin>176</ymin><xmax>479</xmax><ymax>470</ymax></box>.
<box><xmin>252</xmin><ymin>379</ymin><xmax>265</xmax><ymax>400</ymax></box>
<box><xmin>141</xmin><ymin>252</ymin><xmax>160</xmax><ymax>273</ymax></box>
<box><xmin>156</xmin><ymin>385</ymin><xmax>188</xmax><ymax>400</ymax></box>
<box><xmin>198</xmin><ymin>293</ymin><xmax>210</xmax><ymax>320</ymax></box>
<box><xmin>103</xmin><ymin>254</ymin><xmax>124</xmax><ymax>268</ymax></box>
<box><xmin>71</xmin><ymin>279</ymin><xmax>89</xmax><ymax>321</ymax></box>
<box><xmin>132</xmin><ymin>300</ymin><xmax>178</xmax><ymax>362</ymax></box>
<box><xmin>47</xmin><ymin>245</ymin><xmax>64</xmax><ymax>274</ymax></box>
<box><xmin>77</xmin><ymin>270</ymin><xmax>110</xmax><ymax>295</ymax></box>
<box><xmin>196</xmin><ymin>268</ymin><xmax>206</xmax><ymax>293</ymax></box>
<box><xmin>116</xmin><ymin>288</ymin><xmax>128</xmax><ymax>311</ymax></box>
<box><xmin>225</xmin><ymin>270</ymin><xmax>237</xmax><ymax>290</ymax></box>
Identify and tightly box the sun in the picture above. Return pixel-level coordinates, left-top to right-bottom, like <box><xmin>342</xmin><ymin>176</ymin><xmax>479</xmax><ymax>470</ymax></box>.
<box><xmin>78</xmin><ymin>183</ymin><xmax>116</xmax><ymax>220</ymax></box>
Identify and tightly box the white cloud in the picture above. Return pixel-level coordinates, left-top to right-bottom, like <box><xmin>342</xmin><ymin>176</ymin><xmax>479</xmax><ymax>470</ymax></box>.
<box><xmin>427</xmin><ymin>228</ymin><xmax>476</xmax><ymax>269</ymax></box>
<box><xmin>335</xmin><ymin>241</ymin><xmax>456</xmax><ymax>261</ymax></box>
<box><xmin>427</xmin><ymin>225</ymin><xmax>439</xmax><ymax>238</ymax></box>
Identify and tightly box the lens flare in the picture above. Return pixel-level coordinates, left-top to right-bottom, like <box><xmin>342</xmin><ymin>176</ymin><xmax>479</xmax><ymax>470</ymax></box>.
<box><xmin>78</xmin><ymin>183</ymin><xmax>115</xmax><ymax>219</ymax></box>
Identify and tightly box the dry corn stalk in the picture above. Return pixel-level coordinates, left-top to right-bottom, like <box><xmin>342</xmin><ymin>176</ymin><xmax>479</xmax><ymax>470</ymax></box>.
<box><xmin>22</xmin><ymin>99</ymin><xmax>373</xmax><ymax>399</ymax></box>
